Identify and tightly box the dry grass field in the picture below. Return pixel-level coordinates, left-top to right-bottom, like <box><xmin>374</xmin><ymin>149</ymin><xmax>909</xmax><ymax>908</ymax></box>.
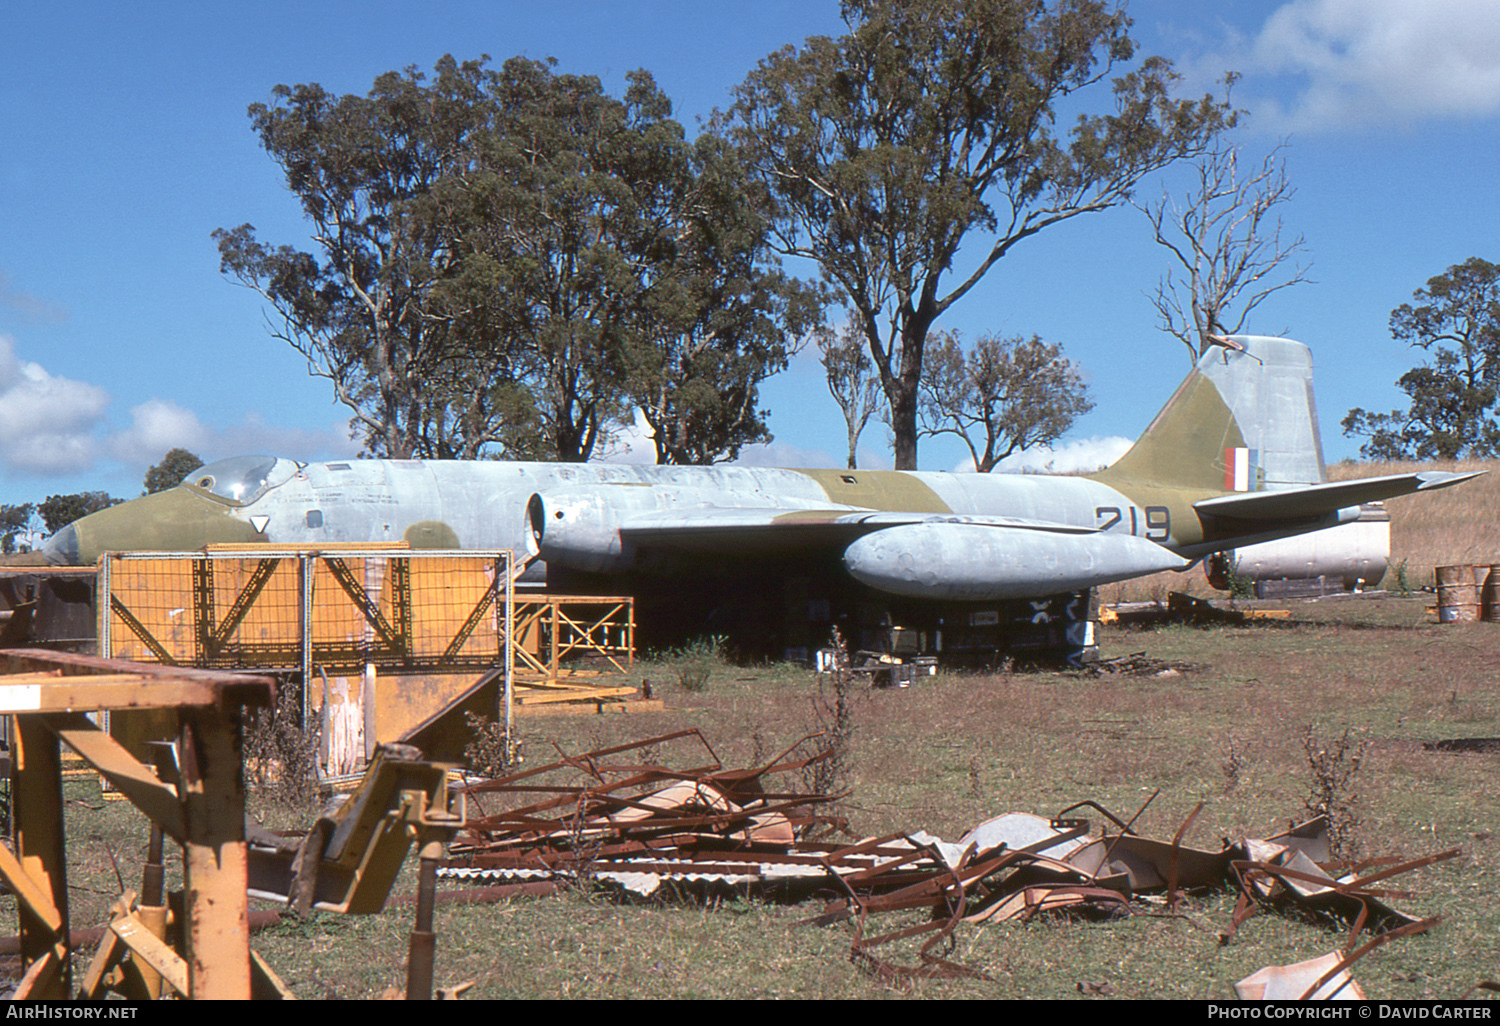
<box><xmin>1330</xmin><ymin>459</ymin><xmax>1500</xmax><ymax>586</ymax></box>
<box><xmin>11</xmin><ymin>460</ymin><xmax>1500</xmax><ymax>1000</ymax></box>
<box><xmin>26</xmin><ymin>595</ymin><xmax>1500</xmax><ymax>1000</ymax></box>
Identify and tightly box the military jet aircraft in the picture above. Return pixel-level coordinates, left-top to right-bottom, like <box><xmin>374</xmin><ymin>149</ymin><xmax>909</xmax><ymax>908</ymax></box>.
<box><xmin>35</xmin><ymin>335</ymin><xmax>1477</xmax><ymax>660</ymax></box>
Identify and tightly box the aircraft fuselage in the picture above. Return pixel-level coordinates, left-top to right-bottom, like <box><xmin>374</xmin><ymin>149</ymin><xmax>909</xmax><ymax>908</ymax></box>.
<box><xmin>46</xmin><ymin>458</ymin><xmax>1202</xmax><ymax>593</ymax></box>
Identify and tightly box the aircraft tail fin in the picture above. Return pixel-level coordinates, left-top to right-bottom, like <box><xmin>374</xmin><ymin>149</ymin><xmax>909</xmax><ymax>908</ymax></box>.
<box><xmin>1089</xmin><ymin>335</ymin><xmax>1324</xmax><ymax>494</ymax></box>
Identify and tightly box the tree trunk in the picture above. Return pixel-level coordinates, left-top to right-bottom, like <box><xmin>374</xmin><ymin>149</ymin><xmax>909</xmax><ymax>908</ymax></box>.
<box><xmin>889</xmin><ymin>390</ymin><xmax>919</xmax><ymax>470</ymax></box>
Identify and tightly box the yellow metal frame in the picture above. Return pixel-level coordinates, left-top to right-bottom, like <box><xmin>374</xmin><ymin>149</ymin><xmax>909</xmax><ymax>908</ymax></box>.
<box><xmin>99</xmin><ymin>547</ymin><xmax>516</xmax><ymax>781</ymax></box>
<box><xmin>0</xmin><ymin>649</ymin><xmax>273</xmax><ymax>999</ymax></box>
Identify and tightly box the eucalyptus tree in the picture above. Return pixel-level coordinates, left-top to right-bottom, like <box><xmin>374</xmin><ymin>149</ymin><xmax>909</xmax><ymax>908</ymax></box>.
<box><xmin>818</xmin><ymin>322</ymin><xmax>883</xmax><ymax>470</ymax></box>
<box><xmin>451</xmin><ymin>62</ymin><xmax>823</xmax><ymax>463</ymax></box>
<box><xmin>720</xmin><ymin>0</ymin><xmax>1231</xmax><ymax>468</ymax></box>
<box><xmin>1343</xmin><ymin>258</ymin><xmax>1500</xmax><ymax>460</ymax></box>
<box><xmin>220</xmin><ymin>55</ymin><xmax>821</xmax><ymax>464</ymax></box>
<box><xmin>215</xmin><ymin>56</ymin><xmax>502</xmax><ymax>459</ymax></box>
<box><xmin>918</xmin><ymin>332</ymin><xmax>1093</xmax><ymax>472</ymax></box>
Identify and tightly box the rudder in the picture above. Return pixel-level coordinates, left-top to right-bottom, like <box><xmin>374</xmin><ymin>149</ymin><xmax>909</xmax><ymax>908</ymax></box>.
<box><xmin>1089</xmin><ymin>336</ymin><xmax>1325</xmax><ymax>494</ymax></box>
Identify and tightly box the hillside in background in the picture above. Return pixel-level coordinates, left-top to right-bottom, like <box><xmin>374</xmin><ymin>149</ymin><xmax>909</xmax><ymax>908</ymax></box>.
<box><xmin>1328</xmin><ymin>460</ymin><xmax>1499</xmax><ymax>590</ymax></box>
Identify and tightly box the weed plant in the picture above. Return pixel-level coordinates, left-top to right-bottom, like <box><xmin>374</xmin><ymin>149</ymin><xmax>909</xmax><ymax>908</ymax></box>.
<box><xmin>462</xmin><ymin>712</ymin><xmax>523</xmax><ymax>778</ymax></box>
<box><xmin>1301</xmin><ymin>724</ymin><xmax>1369</xmax><ymax>860</ymax></box>
<box><xmin>667</xmin><ymin>635</ymin><xmax>727</xmax><ymax>693</ymax></box>
<box><xmin>243</xmin><ymin>679</ymin><xmax>318</xmax><ymax>808</ymax></box>
<box><xmin>806</xmin><ymin>628</ymin><xmax>855</xmax><ymax>802</ymax></box>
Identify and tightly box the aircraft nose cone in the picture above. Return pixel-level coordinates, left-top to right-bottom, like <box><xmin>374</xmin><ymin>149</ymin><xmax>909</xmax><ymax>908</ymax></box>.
<box><xmin>39</xmin><ymin>523</ymin><xmax>80</xmax><ymax>565</ymax></box>
<box><xmin>44</xmin><ymin>488</ymin><xmax>268</xmax><ymax>564</ymax></box>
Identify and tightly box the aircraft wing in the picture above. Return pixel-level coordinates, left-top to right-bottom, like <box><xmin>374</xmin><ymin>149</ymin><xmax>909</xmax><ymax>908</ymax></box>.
<box><xmin>1193</xmin><ymin>470</ymin><xmax>1482</xmax><ymax>522</ymax></box>
<box><xmin>617</xmin><ymin>508</ymin><xmax>1098</xmax><ymax>554</ymax></box>
<box><xmin>535</xmin><ymin>497</ymin><xmax>1187</xmax><ymax>600</ymax></box>
<box><xmin>604</xmin><ymin>507</ymin><xmax>1187</xmax><ymax>601</ymax></box>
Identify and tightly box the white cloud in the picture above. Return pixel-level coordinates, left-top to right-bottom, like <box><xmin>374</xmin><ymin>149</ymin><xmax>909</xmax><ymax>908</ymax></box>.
<box><xmin>107</xmin><ymin>399</ymin><xmax>212</xmax><ymax>465</ymax></box>
<box><xmin>0</xmin><ymin>274</ymin><xmax>67</xmax><ymax>323</ymax></box>
<box><xmin>0</xmin><ymin>336</ymin><xmax>108</xmax><ymax>475</ymax></box>
<box><xmin>990</xmin><ymin>436</ymin><xmax>1134</xmax><ymax>476</ymax></box>
<box><xmin>107</xmin><ymin>402</ymin><xmax>363</xmax><ymax>471</ymax></box>
<box><xmin>214</xmin><ymin>414</ymin><xmax>360</xmax><ymax>463</ymax></box>
<box><xmin>730</xmin><ymin>439</ymin><xmax>843</xmax><ymax>469</ymax></box>
<box><xmin>0</xmin><ymin>334</ymin><xmax>363</xmax><ymax>489</ymax></box>
<box><xmin>595</xmin><ymin>409</ymin><xmax>658</xmax><ymax>465</ymax></box>
<box><xmin>597</xmin><ymin>410</ymin><xmax>851</xmax><ymax>468</ymax></box>
<box><xmin>1193</xmin><ymin>0</ymin><xmax>1500</xmax><ymax>132</ymax></box>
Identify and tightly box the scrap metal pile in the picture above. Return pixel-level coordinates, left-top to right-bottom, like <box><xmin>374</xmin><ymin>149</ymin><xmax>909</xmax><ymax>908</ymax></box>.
<box><xmin>442</xmin><ymin>729</ymin><xmax>855</xmax><ymax>901</ymax></box>
<box><xmin>439</xmin><ymin>730</ymin><xmax>1457</xmax><ymax>991</ymax></box>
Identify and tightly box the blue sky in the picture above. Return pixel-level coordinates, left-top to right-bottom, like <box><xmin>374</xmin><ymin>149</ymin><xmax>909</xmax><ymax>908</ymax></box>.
<box><xmin>3</xmin><ymin>1</ymin><xmax>1499</xmax><ymax>506</ymax></box>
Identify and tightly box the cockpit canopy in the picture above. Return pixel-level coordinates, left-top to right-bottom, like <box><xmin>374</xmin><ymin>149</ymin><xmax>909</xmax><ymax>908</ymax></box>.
<box><xmin>182</xmin><ymin>455</ymin><xmax>301</xmax><ymax>506</ymax></box>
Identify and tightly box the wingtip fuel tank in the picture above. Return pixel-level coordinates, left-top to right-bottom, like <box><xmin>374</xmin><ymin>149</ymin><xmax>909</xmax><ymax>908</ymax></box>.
<box><xmin>842</xmin><ymin>521</ymin><xmax>1191</xmax><ymax>601</ymax></box>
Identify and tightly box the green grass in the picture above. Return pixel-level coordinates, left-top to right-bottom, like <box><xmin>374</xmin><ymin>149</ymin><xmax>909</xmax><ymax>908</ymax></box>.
<box><xmin>11</xmin><ymin>595</ymin><xmax>1500</xmax><ymax>999</ymax></box>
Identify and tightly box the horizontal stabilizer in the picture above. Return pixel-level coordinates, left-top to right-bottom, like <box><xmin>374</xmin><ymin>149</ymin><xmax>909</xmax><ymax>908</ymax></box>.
<box><xmin>1194</xmin><ymin>471</ymin><xmax>1483</xmax><ymax>523</ymax></box>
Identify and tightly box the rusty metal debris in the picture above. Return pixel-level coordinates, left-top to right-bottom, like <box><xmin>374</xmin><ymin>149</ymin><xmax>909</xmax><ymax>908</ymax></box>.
<box><xmin>1081</xmin><ymin>651</ymin><xmax>1207</xmax><ymax>678</ymax></box>
<box><xmin>1235</xmin><ymin>917</ymin><xmax>1441</xmax><ymax>1000</ymax></box>
<box><xmin>436</xmin><ymin>732</ymin><xmax>1457</xmax><ymax>987</ymax></box>
<box><xmin>443</xmin><ymin>729</ymin><xmax>850</xmax><ymax>899</ymax></box>
<box><xmin>1236</xmin><ymin>952</ymin><xmax>1368</xmax><ymax>1000</ymax></box>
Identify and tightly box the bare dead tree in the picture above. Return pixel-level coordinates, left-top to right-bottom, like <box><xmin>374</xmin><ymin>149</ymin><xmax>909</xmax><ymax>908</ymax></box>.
<box><xmin>1141</xmin><ymin>140</ymin><xmax>1312</xmax><ymax>364</ymax></box>
<box><xmin>818</xmin><ymin>323</ymin><xmax>884</xmax><ymax>470</ymax></box>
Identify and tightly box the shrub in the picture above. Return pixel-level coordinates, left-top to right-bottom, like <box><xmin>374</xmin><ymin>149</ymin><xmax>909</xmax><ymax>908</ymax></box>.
<box><xmin>671</xmin><ymin>635</ymin><xmax>726</xmax><ymax>693</ymax></box>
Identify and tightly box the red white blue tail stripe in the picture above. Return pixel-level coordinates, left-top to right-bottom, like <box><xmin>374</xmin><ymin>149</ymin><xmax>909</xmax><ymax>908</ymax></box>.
<box><xmin>1225</xmin><ymin>447</ymin><xmax>1258</xmax><ymax>491</ymax></box>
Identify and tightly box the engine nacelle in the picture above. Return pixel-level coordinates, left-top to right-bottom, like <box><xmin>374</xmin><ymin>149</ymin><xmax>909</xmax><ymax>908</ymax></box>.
<box><xmin>842</xmin><ymin>523</ymin><xmax>1189</xmax><ymax>601</ymax></box>
<box><xmin>527</xmin><ymin>491</ymin><xmax>638</xmax><ymax>573</ymax></box>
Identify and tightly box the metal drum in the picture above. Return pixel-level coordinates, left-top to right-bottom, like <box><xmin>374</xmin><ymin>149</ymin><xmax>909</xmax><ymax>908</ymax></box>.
<box><xmin>1483</xmin><ymin>565</ymin><xmax>1500</xmax><ymax>622</ymax></box>
<box><xmin>1436</xmin><ymin>564</ymin><xmax>1481</xmax><ymax>623</ymax></box>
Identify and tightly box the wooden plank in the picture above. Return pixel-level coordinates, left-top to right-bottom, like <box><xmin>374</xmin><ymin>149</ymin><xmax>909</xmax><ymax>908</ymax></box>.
<box><xmin>0</xmin><ymin>829</ymin><xmax>63</xmax><ymax>933</ymax></box>
<box><xmin>0</xmin><ymin>671</ymin><xmax>172</xmax><ymax>685</ymax></box>
<box><xmin>80</xmin><ymin>928</ymin><xmax>127</xmax><ymax>1000</ymax></box>
<box><xmin>12</xmin><ymin>717</ymin><xmax>70</xmax><ymax>997</ymax></box>
<box><xmin>45</xmin><ymin>713</ymin><xmax>185</xmax><ymax>841</ymax></box>
<box><xmin>516</xmin><ymin>687</ymin><xmax>638</xmax><ymax>705</ymax></box>
<box><xmin>512</xmin><ymin>676</ymin><xmax>613</xmax><ymax>690</ymax></box>
<box><xmin>178</xmin><ymin>708</ymin><xmax>252</xmax><ymax>999</ymax></box>
<box><xmin>11</xmin><ymin>947</ymin><xmax>64</xmax><ymax>1000</ymax></box>
<box><xmin>204</xmin><ymin>542</ymin><xmax>411</xmax><ymax>553</ymax></box>
<box><xmin>0</xmin><ymin>679</ymin><xmax>217</xmax><ymax>713</ymax></box>
<box><xmin>250</xmin><ymin>948</ymin><xmax>296</xmax><ymax>1000</ymax></box>
<box><xmin>111</xmin><ymin>914</ymin><xmax>189</xmax><ymax>997</ymax></box>
<box><xmin>0</xmin><ymin>649</ymin><xmax>272</xmax><ymax>686</ymax></box>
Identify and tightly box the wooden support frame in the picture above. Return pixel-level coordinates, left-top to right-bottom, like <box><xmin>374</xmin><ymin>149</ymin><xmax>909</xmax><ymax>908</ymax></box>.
<box><xmin>0</xmin><ymin>649</ymin><xmax>273</xmax><ymax>1000</ymax></box>
<box><xmin>510</xmin><ymin>594</ymin><xmax>635</xmax><ymax>678</ymax></box>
